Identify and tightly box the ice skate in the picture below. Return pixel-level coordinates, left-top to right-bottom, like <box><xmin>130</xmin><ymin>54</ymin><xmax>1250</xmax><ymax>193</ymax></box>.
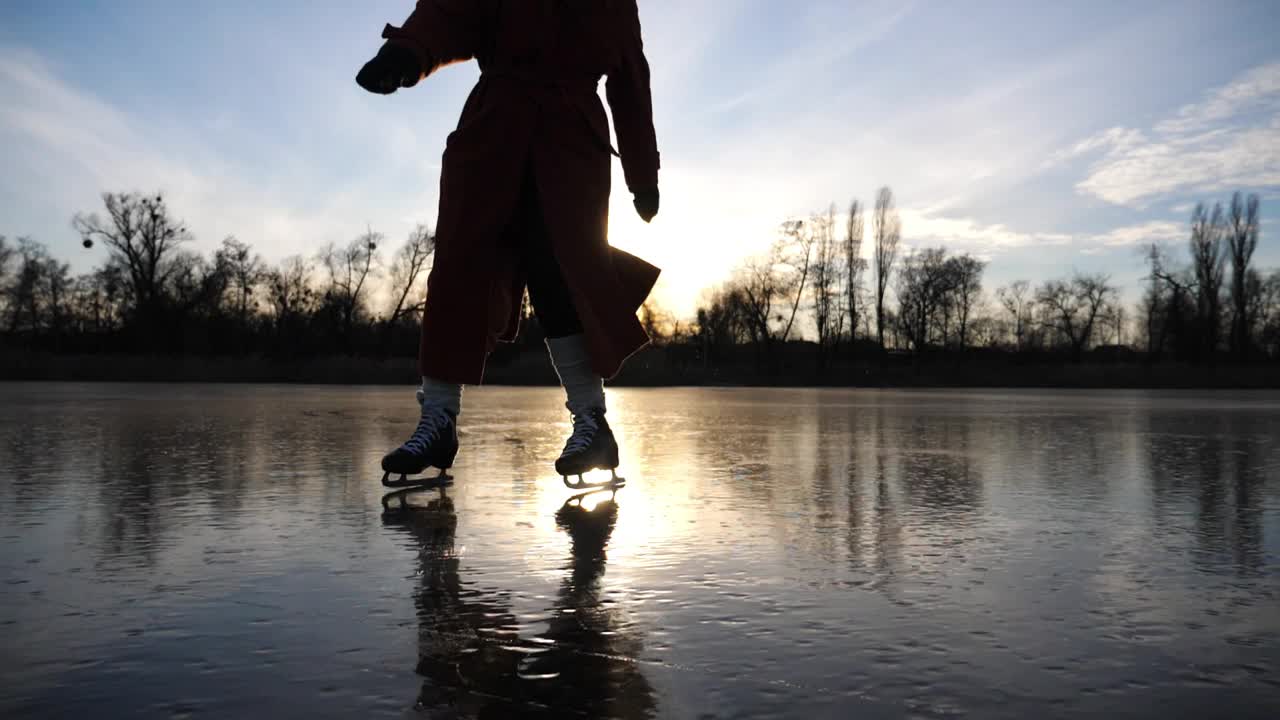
<box><xmin>381</xmin><ymin>406</ymin><xmax>458</xmax><ymax>488</ymax></box>
<box><xmin>556</xmin><ymin>406</ymin><xmax>625</xmax><ymax>490</ymax></box>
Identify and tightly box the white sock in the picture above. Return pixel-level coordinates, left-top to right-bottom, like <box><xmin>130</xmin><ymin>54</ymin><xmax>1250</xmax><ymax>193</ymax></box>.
<box><xmin>546</xmin><ymin>334</ymin><xmax>605</xmax><ymax>416</ymax></box>
<box><xmin>417</xmin><ymin>376</ymin><xmax>462</xmax><ymax>416</ymax></box>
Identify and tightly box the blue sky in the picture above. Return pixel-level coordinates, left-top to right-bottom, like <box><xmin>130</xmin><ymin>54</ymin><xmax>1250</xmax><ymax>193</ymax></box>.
<box><xmin>2</xmin><ymin>0</ymin><xmax>1278</xmax><ymax>318</ymax></box>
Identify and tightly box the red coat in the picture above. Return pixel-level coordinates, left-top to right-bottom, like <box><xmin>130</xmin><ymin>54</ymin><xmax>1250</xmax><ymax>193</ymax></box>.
<box><xmin>381</xmin><ymin>0</ymin><xmax>662</xmax><ymax>384</ymax></box>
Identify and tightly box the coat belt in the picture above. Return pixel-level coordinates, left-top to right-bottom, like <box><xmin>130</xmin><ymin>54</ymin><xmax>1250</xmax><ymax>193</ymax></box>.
<box><xmin>478</xmin><ymin>70</ymin><xmax>620</xmax><ymax>157</ymax></box>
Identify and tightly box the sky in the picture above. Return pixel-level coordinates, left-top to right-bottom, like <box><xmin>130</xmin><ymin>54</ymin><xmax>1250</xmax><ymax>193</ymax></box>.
<box><xmin>2</xmin><ymin>0</ymin><xmax>1279</xmax><ymax>320</ymax></box>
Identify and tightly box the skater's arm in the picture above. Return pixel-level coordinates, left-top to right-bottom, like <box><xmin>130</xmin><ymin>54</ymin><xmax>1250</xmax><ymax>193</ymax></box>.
<box><xmin>380</xmin><ymin>0</ymin><xmax>487</xmax><ymax>79</ymax></box>
<box><xmin>606</xmin><ymin>0</ymin><xmax>660</xmax><ymax>196</ymax></box>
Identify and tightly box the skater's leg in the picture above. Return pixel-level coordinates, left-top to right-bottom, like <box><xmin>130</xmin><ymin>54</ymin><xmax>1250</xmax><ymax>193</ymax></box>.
<box><xmin>382</xmin><ymin>375</ymin><xmax>462</xmax><ymax>482</ymax></box>
<box><xmin>516</xmin><ymin>163</ymin><xmax>619</xmax><ymax>483</ymax></box>
<box><xmin>522</xmin><ymin>175</ymin><xmax>586</xmax><ymax>341</ymax></box>
<box><xmin>519</xmin><ymin>173</ymin><xmax>602</xmax><ymax>414</ymax></box>
<box><xmin>545</xmin><ymin>334</ymin><xmax>605</xmax><ymax>415</ymax></box>
<box><xmin>417</xmin><ymin>375</ymin><xmax>463</xmax><ymax>417</ymax></box>
<box><xmin>545</xmin><ymin>333</ymin><xmax>620</xmax><ymax>482</ymax></box>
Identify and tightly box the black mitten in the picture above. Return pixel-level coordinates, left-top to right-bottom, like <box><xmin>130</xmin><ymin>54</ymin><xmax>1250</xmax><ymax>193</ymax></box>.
<box><xmin>633</xmin><ymin>187</ymin><xmax>659</xmax><ymax>223</ymax></box>
<box><xmin>356</xmin><ymin>44</ymin><xmax>422</xmax><ymax>95</ymax></box>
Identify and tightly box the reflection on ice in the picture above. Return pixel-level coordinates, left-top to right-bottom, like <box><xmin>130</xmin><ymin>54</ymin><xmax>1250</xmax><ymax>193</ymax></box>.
<box><xmin>1</xmin><ymin>384</ymin><xmax>1278</xmax><ymax>718</ymax></box>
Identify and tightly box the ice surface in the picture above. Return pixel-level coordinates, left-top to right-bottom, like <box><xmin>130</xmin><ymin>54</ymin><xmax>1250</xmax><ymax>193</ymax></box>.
<box><xmin>1</xmin><ymin>383</ymin><xmax>1278</xmax><ymax>718</ymax></box>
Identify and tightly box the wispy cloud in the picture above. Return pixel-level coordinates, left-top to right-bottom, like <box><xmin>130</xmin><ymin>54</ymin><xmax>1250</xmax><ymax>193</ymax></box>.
<box><xmin>1087</xmin><ymin>220</ymin><xmax>1183</xmax><ymax>247</ymax></box>
<box><xmin>1155</xmin><ymin>62</ymin><xmax>1280</xmax><ymax>134</ymax></box>
<box><xmin>901</xmin><ymin>209</ymin><xmax>1072</xmax><ymax>254</ymax></box>
<box><xmin>1056</xmin><ymin>62</ymin><xmax>1280</xmax><ymax>206</ymax></box>
<box><xmin>1041</xmin><ymin>127</ymin><xmax>1146</xmax><ymax>170</ymax></box>
<box><xmin>901</xmin><ymin>212</ymin><xmax>1183</xmax><ymax>256</ymax></box>
<box><xmin>0</xmin><ymin>48</ymin><xmax>440</xmax><ymax>268</ymax></box>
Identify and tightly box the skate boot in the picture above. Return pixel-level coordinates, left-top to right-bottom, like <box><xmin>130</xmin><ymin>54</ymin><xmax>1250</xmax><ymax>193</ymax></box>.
<box><xmin>381</xmin><ymin>406</ymin><xmax>458</xmax><ymax>488</ymax></box>
<box><xmin>555</xmin><ymin>406</ymin><xmax>624</xmax><ymax>490</ymax></box>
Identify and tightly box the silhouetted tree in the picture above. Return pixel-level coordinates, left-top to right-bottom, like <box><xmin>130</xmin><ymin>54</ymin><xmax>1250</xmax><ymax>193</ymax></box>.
<box><xmin>1256</xmin><ymin>270</ymin><xmax>1280</xmax><ymax>358</ymax></box>
<box><xmin>944</xmin><ymin>254</ymin><xmax>984</xmax><ymax>351</ymax></box>
<box><xmin>735</xmin><ymin>251</ymin><xmax>782</xmax><ymax>352</ymax></box>
<box><xmin>1144</xmin><ymin>243</ymin><xmax>1197</xmax><ymax>360</ymax></box>
<box><xmin>70</xmin><ymin>264</ymin><xmax>128</xmax><ymax>337</ymax></box>
<box><xmin>73</xmin><ymin>192</ymin><xmax>191</xmax><ymax>339</ymax></box>
<box><xmin>996</xmin><ymin>280</ymin><xmax>1032</xmax><ymax>351</ymax></box>
<box><xmin>214</xmin><ymin>236</ymin><xmax>264</xmax><ymax>343</ymax></box>
<box><xmin>873</xmin><ymin>187</ymin><xmax>900</xmax><ymax>352</ymax></box>
<box><xmin>1190</xmin><ymin>202</ymin><xmax>1227</xmax><ymax>360</ymax></box>
<box><xmin>169</xmin><ymin>250</ymin><xmax>224</xmax><ymax>314</ymax></box>
<box><xmin>385</xmin><ymin>224</ymin><xmax>435</xmax><ymax>332</ymax></box>
<box><xmin>1036</xmin><ymin>273</ymin><xmax>1116</xmax><ymax>360</ymax></box>
<box><xmin>842</xmin><ymin>198</ymin><xmax>866</xmax><ymax>350</ymax></box>
<box><xmin>318</xmin><ymin>231</ymin><xmax>379</xmax><ymax>352</ymax></box>
<box><xmin>694</xmin><ymin>286</ymin><xmax>748</xmax><ymax>367</ymax></box>
<box><xmin>7</xmin><ymin>185</ymin><xmax>1279</xmax><ymax>381</ymax></box>
<box><xmin>896</xmin><ymin>247</ymin><xmax>952</xmax><ymax>352</ymax></box>
<box><xmin>0</xmin><ymin>236</ymin><xmax>13</xmax><ymax>308</ymax></box>
<box><xmin>3</xmin><ymin>237</ymin><xmax>72</xmax><ymax>345</ymax></box>
<box><xmin>265</xmin><ymin>255</ymin><xmax>315</xmax><ymax>343</ymax></box>
<box><xmin>778</xmin><ymin>219</ymin><xmax>812</xmax><ymax>344</ymax></box>
<box><xmin>639</xmin><ymin>297</ymin><xmax>677</xmax><ymax>345</ymax></box>
<box><xmin>1226</xmin><ymin>192</ymin><xmax>1260</xmax><ymax>359</ymax></box>
<box><xmin>809</xmin><ymin>205</ymin><xmax>840</xmax><ymax>370</ymax></box>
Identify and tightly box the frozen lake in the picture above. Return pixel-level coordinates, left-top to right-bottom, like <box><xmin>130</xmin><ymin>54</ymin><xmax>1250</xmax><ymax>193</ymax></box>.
<box><xmin>2</xmin><ymin>383</ymin><xmax>1279</xmax><ymax>718</ymax></box>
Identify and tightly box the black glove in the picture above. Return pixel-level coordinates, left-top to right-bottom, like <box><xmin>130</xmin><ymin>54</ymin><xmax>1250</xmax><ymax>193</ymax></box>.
<box><xmin>356</xmin><ymin>43</ymin><xmax>422</xmax><ymax>95</ymax></box>
<box><xmin>633</xmin><ymin>187</ymin><xmax>659</xmax><ymax>223</ymax></box>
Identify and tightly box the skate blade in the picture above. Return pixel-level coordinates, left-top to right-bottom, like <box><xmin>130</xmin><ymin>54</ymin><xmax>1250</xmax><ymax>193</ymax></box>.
<box><xmin>562</xmin><ymin>469</ymin><xmax>625</xmax><ymax>491</ymax></box>
<box><xmin>382</xmin><ymin>469</ymin><xmax>454</xmax><ymax>489</ymax></box>
<box><xmin>563</xmin><ymin>485</ymin><xmax>623</xmax><ymax>510</ymax></box>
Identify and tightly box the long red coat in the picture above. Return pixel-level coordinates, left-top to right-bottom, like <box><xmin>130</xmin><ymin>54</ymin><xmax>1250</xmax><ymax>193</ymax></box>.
<box><xmin>381</xmin><ymin>0</ymin><xmax>662</xmax><ymax>385</ymax></box>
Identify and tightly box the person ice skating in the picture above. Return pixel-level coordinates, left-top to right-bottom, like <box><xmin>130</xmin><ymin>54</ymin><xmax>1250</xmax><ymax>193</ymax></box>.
<box><xmin>357</xmin><ymin>0</ymin><xmax>661</xmax><ymax>487</ymax></box>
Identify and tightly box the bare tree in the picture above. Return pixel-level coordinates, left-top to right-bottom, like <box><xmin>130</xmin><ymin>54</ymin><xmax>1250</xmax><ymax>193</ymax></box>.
<box><xmin>0</xmin><ymin>235</ymin><xmax>14</xmax><ymax>327</ymax></box>
<box><xmin>1140</xmin><ymin>246</ymin><xmax>1164</xmax><ymax>355</ymax></box>
<box><xmin>694</xmin><ymin>285</ymin><xmax>749</xmax><ymax>367</ymax></box>
<box><xmin>167</xmin><ymin>250</ymin><xmax>227</xmax><ymax>324</ymax></box>
<box><xmin>1107</xmin><ymin>305</ymin><xmax>1126</xmax><ymax>346</ymax></box>
<box><xmin>5</xmin><ymin>237</ymin><xmax>70</xmax><ymax>337</ymax></box>
<box><xmin>1226</xmin><ymin>192</ymin><xmax>1260</xmax><ymax>358</ymax></box>
<box><xmin>895</xmin><ymin>247</ymin><xmax>953</xmax><ymax>352</ymax></box>
<box><xmin>996</xmin><ymin>280</ymin><xmax>1032</xmax><ymax>350</ymax></box>
<box><xmin>70</xmin><ymin>264</ymin><xmax>128</xmax><ymax>335</ymax></box>
<box><xmin>4</xmin><ymin>237</ymin><xmax>39</xmax><ymax>335</ymax></box>
<box><xmin>842</xmin><ymin>199</ymin><xmax>865</xmax><ymax>347</ymax></box>
<box><xmin>873</xmin><ymin>186</ymin><xmax>900</xmax><ymax>352</ymax></box>
<box><xmin>385</xmin><ymin>224</ymin><xmax>436</xmax><ymax>330</ymax></box>
<box><xmin>0</xmin><ymin>236</ymin><xmax>13</xmax><ymax>298</ymax></box>
<box><xmin>809</xmin><ymin>205</ymin><xmax>841</xmax><ymax>369</ymax></box>
<box><xmin>1144</xmin><ymin>243</ymin><xmax>1196</xmax><ymax>360</ymax></box>
<box><xmin>1255</xmin><ymin>270</ymin><xmax>1280</xmax><ymax>358</ymax></box>
<box><xmin>1189</xmin><ymin>202</ymin><xmax>1226</xmax><ymax>359</ymax></box>
<box><xmin>946</xmin><ymin>254</ymin><xmax>984</xmax><ymax>351</ymax></box>
<box><xmin>778</xmin><ymin>219</ymin><xmax>813</xmax><ymax>343</ymax></box>
<box><xmin>735</xmin><ymin>247</ymin><xmax>784</xmax><ymax>349</ymax></box>
<box><xmin>265</xmin><ymin>255</ymin><xmax>314</xmax><ymax>331</ymax></box>
<box><xmin>214</xmin><ymin>236</ymin><xmax>264</xmax><ymax>336</ymax></box>
<box><xmin>1036</xmin><ymin>272</ymin><xmax>1116</xmax><ymax>360</ymax></box>
<box><xmin>319</xmin><ymin>230</ymin><xmax>380</xmax><ymax>349</ymax></box>
<box><xmin>73</xmin><ymin>193</ymin><xmax>191</xmax><ymax>324</ymax></box>
<box><xmin>639</xmin><ymin>296</ymin><xmax>679</xmax><ymax>345</ymax></box>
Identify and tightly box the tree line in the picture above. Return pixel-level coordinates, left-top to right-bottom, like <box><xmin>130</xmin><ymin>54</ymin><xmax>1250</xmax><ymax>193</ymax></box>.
<box><xmin>673</xmin><ymin>187</ymin><xmax>1278</xmax><ymax>374</ymax></box>
<box><xmin>2</xmin><ymin>189</ymin><xmax>1277</xmax><ymax>381</ymax></box>
<box><xmin>1</xmin><ymin>192</ymin><xmax>435</xmax><ymax>360</ymax></box>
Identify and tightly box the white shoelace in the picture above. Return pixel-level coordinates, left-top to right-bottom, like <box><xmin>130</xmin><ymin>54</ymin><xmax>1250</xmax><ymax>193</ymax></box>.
<box><xmin>562</xmin><ymin>412</ymin><xmax>600</xmax><ymax>455</ymax></box>
<box><xmin>402</xmin><ymin>407</ymin><xmax>452</xmax><ymax>455</ymax></box>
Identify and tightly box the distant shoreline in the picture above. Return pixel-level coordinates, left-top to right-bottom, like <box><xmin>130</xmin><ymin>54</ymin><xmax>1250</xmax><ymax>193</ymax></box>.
<box><xmin>3</xmin><ymin>349</ymin><xmax>1278</xmax><ymax>390</ymax></box>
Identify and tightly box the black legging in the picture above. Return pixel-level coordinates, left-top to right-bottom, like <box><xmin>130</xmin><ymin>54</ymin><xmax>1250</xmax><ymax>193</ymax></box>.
<box><xmin>506</xmin><ymin>165</ymin><xmax>584</xmax><ymax>339</ymax></box>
